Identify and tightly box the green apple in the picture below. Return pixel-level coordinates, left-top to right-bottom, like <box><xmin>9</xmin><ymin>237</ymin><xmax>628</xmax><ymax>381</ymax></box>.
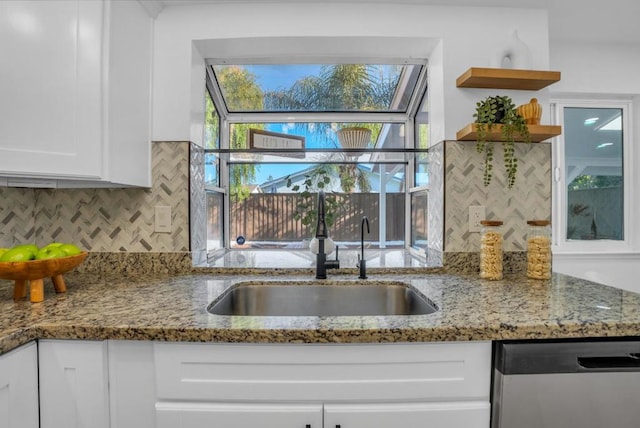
<box><xmin>41</xmin><ymin>242</ymin><xmax>64</xmax><ymax>250</ymax></box>
<box><xmin>0</xmin><ymin>244</ymin><xmax>38</xmax><ymax>262</ymax></box>
<box><xmin>58</xmin><ymin>243</ymin><xmax>82</xmax><ymax>256</ymax></box>
<box><xmin>13</xmin><ymin>243</ymin><xmax>38</xmax><ymax>253</ymax></box>
<box><xmin>35</xmin><ymin>246</ymin><xmax>67</xmax><ymax>260</ymax></box>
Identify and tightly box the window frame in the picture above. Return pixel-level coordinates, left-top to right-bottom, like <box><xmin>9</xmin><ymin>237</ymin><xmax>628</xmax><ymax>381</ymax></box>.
<box><xmin>551</xmin><ymin>98</ymin><xmax>633</xmax><ymax>253</ymax></box>
<box><xmin>204</xmin><ymin>58</ymin><xmax>429</xmax><ymax>251</ymax></box>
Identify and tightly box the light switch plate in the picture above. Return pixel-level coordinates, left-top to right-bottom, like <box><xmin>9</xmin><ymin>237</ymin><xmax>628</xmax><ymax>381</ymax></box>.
<box><xmin>155</xmin><ymin>206</ymin><xmax>172</xmax><ymax>233</ymax></box>
<box><xmin>469</xmin><ymin>205</ymin><xmax>485</xmax><ymax>233</ymax></box>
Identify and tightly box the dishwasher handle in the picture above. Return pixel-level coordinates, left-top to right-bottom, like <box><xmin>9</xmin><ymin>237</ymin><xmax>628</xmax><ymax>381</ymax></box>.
<box><xmin>496</xmin><ymin>341</ymin><xmax>640</xmax><ymax>374</ymax></box>
<box><xmin>577</xmin><ymin>355</ymin><xmax>640</xmax><ymax>371</ymax></box>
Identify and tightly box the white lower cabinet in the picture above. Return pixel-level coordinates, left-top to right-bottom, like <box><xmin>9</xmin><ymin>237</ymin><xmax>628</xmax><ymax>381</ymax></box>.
<box><xmin>154</xmin><ymin>401</ymin><xmax>489</xmax><ymax>428</ymax></box>
<box><xmin>108</xmin><ymin>340</ymin><xmax>157</xmax><ymax>428</ymax></box>
<box><xmin>39</xmin><ymin>340</ymin><xmax>110</xmax><ymax>428</ymax></box>
<box><xmin>156</xmin><ymin>403</ymin><xmax>323</xmax><ymax>428</ymax></box>
<box><xmin>0</xmin><ymin>342</ymin><xmax>39</xmax><ymax>428</ymax></box>
<box><xmin>324</xmin><ymin>402</ymin><xmax>489</xmax><ymax>428</ymax></box>
<box><xmin>25</xmin><ymin>339</ymin><xmax>491</xmax><ymax>428</ymax></box>
<box><xmin>150</xmin><ymin>341</ymin><xmax>492</xmax><ymax>428</ymax></box>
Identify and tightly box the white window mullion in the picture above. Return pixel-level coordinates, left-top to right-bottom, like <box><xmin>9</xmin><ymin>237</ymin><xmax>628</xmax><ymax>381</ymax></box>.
<box><xmin>220</xmin><ymin>118</ymin><xmax>231</xmax><ymax>248</ymax></box>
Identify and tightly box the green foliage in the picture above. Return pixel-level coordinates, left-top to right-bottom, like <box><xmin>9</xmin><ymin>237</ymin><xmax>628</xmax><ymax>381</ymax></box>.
<box><xmin>337</xmin><ymin>164</ymin><xmax>372</xmax><ymax>193</ymax></box>
<box><xmin>263</xmin><ymin>64</ymin><xmax>396</xmax><ymax>193</ymax></box>
<box><xmin>213</xmin><ymin>64</ymin><xmax>397</xmax><ymax>201</ymax></box>
<box><xmin>205</xmin><ymin>91</ymin><xmax>219</xmax><ymax>149</ymax></box>
<box><xmin>286</xmin><ymin>166</ymin><xmax>339</xmax><ymax>231</ymax></box>
<box><xmin>417</xmin><ymin>123</ymin><xmax>429</xmax><ymax>149</ymax></box>
<box><xmin>218</xmin><ymin>66</ymin><xmax>264</xmax><ymax>111</ymax></box>
<box><xmin>473</xmin><ymin>95</ymin><xmax>530</xmax><ymax>188</ymax></box>
<box><xmin>569</xmin><ymin>175</ymin><xmax>622</xmax><ymax>190</ymax></box>
<box><xmin>322</xmin><ymin>64</ymin><xmax>375</xmax><ymax>110</ymax></box>
<box><xmin>214</xmin><ymin>67</ymin><xmax>264</xmax><ymax>202</ymax></box>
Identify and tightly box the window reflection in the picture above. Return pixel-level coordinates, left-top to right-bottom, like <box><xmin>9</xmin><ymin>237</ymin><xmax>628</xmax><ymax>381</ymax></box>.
<box><xmin>564</xmin><ymin>107</ymin><xmax>623</xmax><ymax>241</ymax></box>
<box><xmin>411</xmin><ymin>189</ymin><xmax>428</xmax><ymax>253</ymax></box>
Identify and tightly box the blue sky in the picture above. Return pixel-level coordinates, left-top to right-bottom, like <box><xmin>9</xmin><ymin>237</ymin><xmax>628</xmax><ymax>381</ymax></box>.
<box><xmin>242</xmin><ymin>65</ymin><xmax>327</xmax><ymax>184</ymax></box>
<box><xmin>244</xmin><ymin>64</ymin><xmax>322</xmax><ymax>92</ymax></box>
<box><xmin>253</xmin><ymin>122</ymin><xmax>338</xmax><ymax>184</ymax></box>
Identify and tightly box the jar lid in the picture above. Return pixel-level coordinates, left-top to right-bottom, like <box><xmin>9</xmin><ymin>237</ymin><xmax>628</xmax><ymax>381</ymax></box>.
<box><xmin>480</xmin><ymin>220</ymin><xmax>503</xmax><ymax>226</ymax></box>
<box><xmin>527</xmin><ymin>220</ymin><xmax>551</xmax><ymax>226</ymax></box>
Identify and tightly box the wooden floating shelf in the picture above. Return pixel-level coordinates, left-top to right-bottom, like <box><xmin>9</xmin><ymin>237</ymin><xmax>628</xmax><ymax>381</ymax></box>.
<box><xmin>456</xmin><ymin>67</ymin><xmax>561</xmax><ymax>90</ymax></box>
<box><xmin>456</xmin><ymin>124</ymin><xmax>562</xmax><ymax>143</ymax></box>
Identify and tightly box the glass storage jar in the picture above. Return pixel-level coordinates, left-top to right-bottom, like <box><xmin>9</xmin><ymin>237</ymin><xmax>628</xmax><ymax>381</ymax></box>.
<box><xmin>526</xmin><ymin>220</ymin><xmax>552</xmax><ymax>279</ymax></box>
<box><xmin>480</xmin><ymin>220</ymin><xmax>503</xmax><ymax>280</ymax></box>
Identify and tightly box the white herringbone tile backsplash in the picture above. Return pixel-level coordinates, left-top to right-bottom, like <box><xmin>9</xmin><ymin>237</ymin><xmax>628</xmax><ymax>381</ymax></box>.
<box><xmin>1</xmin><ymin>140</ymin><xmax>551</xmax><ymax>258</ymax></box>
<box><xmin>443</xmin><ymin>140</ymin><xmax>552</xmax><ymax>252</ymax></box>
<box><xmin>0</xmin><ymin>187</ymin><xmax>36</xmax><ymax>247</ymax></box>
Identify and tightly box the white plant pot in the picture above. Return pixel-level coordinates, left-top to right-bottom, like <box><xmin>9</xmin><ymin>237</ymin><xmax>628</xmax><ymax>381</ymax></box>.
<box><xmin>309</xmin><ymin>237</ymin><xmax>335</xmax><ymax>255</ymax></box>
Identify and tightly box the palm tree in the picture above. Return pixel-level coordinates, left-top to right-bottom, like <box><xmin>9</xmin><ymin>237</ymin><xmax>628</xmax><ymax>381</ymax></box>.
<box><xmin>265</xmin><ymin>64</ymin><xmax>400</xmax><ymax>193</ymax></box>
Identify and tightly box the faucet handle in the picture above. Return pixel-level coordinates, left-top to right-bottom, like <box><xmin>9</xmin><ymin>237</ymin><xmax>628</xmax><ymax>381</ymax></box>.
<box><xmin>325</xmin><ymin>244</ymin><xmax>340</xmax><ymax>270</ymax></box>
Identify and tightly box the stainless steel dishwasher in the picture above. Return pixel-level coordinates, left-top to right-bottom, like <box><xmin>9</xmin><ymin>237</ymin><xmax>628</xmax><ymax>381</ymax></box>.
<box><xmin>492</xmin><ymin>340</ymin><xmax>640</xmax><ymax>428</ymax></box>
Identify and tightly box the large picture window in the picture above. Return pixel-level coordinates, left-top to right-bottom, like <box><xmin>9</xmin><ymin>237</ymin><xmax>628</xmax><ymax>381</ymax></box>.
<box><xmin>204</xmin><ymin>60</ymin><xmax>428</xmax><ymax>258</ymax></box>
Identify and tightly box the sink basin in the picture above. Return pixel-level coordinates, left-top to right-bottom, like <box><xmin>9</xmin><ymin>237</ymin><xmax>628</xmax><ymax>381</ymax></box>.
<box><xmin>207</xmin><ymin>282</ymin><xmax>438</xmax><ymax>316</ymax></box>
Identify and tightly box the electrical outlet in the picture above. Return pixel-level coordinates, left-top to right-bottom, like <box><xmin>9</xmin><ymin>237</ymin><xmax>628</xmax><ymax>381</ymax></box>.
<box><xmin>155</xmin><ymin>206</ymin><xmax>172</xmax><ymax>233</ymax></box>
<box><xmin>469</xmin><ymin>206</ymin><xmax>485</xmax><ymax>233</ymax></box>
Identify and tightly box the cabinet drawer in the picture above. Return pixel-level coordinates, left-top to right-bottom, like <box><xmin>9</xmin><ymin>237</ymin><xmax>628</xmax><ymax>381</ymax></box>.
<box><xmin>324</xmin><ymin>401</ymin><xmax>490</xmax><ymax>428</ymax></box>
<box><xmin>154</xmin><ymin>341</ymin><xmax>491</xmax><ymax>402</ymax></box>
<box><xmin>156</xmin><ymin>403</ymin><xmax>322</xmax><ymax>428</ymax></box>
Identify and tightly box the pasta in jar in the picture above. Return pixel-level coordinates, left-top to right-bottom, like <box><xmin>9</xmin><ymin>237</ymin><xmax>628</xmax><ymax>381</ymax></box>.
<box><xmin>526</xmin><ymin>220</ymin><xmax>551</xmax><ymax>280</ymax></box>
<box><xmin>480</xmin><ymin>220</ymin><xmax>504</xmax><ymax>280</ymax></box>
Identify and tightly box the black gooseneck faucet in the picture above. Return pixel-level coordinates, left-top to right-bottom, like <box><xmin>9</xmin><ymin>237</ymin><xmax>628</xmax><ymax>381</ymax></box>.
<box><xmin>315</xmin><ymin>190</ymin><xmax>339</xmax><ymax>279</ymax></box>
<box><xmin>358</xmin><ymin>216</ymin><xmax>370</xmax><ymax>279</ymax></box>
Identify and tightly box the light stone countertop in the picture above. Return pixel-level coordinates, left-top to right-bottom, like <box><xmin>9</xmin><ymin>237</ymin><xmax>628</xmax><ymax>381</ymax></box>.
<box><xmin>1</xmin><ymin>271</ymin><xmax>640</xmax><ymax>355</ymax></box>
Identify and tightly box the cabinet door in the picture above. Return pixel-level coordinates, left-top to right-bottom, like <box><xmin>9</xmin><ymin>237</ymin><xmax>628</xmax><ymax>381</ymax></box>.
<box><xmin>324</xmin><ymin>401</ymin><xmax>490</xmax><ymax>428</ymax></box>
<box><xmin>108</xmin><ymin>340</ymin><xmax>156</xmax><ymax>428</ymax></box>
<box><xmin>39</xmin><ymin>340</ymin><xmax>110</xmax><ymax>428</ymax></box>
<box><xmin>156</xmin><ymin>402</ymin><xmax>323</xmax><ymax>428</ymax></box>
<box><xmin>0</xmin><ymin>1</ymin><xmax>103</xmax><ymax>180</ymax></box>
<box><xmin>0</xmin><ymin>342</ymin><xmax>39</xmax><ymax>428</ymax></box>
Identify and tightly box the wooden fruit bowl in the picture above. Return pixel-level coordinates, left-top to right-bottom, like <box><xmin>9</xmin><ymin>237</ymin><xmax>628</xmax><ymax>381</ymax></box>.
<box><xmin>0</xmin><ymin>252</ymin><xmax>87</xmax><ymax>302</ymax></box>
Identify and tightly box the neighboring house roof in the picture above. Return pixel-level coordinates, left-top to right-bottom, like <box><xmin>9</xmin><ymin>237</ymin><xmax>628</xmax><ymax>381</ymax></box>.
<box><xmin>259</xmin><ymin>165</ymin><xmax>317</xmax><ymax>191</ymax></box>
<box><xmin>247</xmin><ymin>185</ymin><xmax>263</xmax><ymax>193</ymax></box>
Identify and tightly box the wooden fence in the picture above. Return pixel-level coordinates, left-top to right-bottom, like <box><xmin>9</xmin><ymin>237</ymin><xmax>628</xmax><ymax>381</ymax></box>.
<box><xmin>229</xmin><ymin>193</ymin><xmax>405</xmax><ymax>242</ymax></box>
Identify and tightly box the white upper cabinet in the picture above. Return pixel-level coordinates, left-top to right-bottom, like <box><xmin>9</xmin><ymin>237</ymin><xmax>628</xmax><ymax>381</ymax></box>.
<box><xmin>0</xmin><ymin>0</ymin><xmax>152</xmax><ymax>187</ymax></box>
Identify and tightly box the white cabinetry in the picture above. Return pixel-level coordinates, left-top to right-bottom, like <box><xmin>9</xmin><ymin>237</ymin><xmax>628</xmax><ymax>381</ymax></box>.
<box><xmin>39</xmin><ymin>340</ymin><xmax>110</xmax><ymax>428</ymax></box>
<box><xmin>0</xmin><ymin>342</ymin><xmax>39</xmax><ymax>428</ymax></box>
<box><xmin>156</xmin><ymin>403</ymin><xmax>323</xmax><ymax>428</ymax></box>
<box><xmin>324</xmin><ymin>402</ymin><xmax>489</xmax><ymax>428</ymax></box>
<box><xmin>151</xmin><ymin>341</ymin><xmax>492</xmax><ymax>428</ymax></box>
<box><xmin>5</xmin><ymin>339</ymin><xmax>491</xmax><ymax>428</ymax></box>
<box><xmin>0</xmin><ymin>0</ymin><xmax>152</xmax><ymax>187</ymax></box>
<box><xmin>108</xmin><ymin>340</ymin><xmax>157</xmax><ymax>428</ymax></box>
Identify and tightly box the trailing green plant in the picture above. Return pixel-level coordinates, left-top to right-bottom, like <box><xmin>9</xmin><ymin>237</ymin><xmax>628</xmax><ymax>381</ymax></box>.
<box><xmin>473</xmin><ymin>95</ymin><xmax>530</xmax><ymax>188</ymax></box>
<box><xmin>285</xmin><ymin>166</ymin><xmax>339</xmax><ymax>233</ymax></box>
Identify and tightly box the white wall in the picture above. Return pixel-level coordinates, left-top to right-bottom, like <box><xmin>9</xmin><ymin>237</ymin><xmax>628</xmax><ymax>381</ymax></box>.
<box><xmin>151</xmin><ymin>2</ymin><xmax>550</xmax><ymax>145</ymax></box>
<box><xmin>551</xmin><ymin>41</ymin><xmax>640</xmax><ymax>95</ymax></box>
<box><xmin>551</xmin><ymin>41</ymin><xmax>640</xmax><ymax>293</ymax></box>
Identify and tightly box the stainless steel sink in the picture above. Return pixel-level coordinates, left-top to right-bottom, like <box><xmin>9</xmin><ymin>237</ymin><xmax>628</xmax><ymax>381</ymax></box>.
<box><xmin>207</xmin><ymin>282</ymin><xmax>438</xmax><ymax>316</ymax></box>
